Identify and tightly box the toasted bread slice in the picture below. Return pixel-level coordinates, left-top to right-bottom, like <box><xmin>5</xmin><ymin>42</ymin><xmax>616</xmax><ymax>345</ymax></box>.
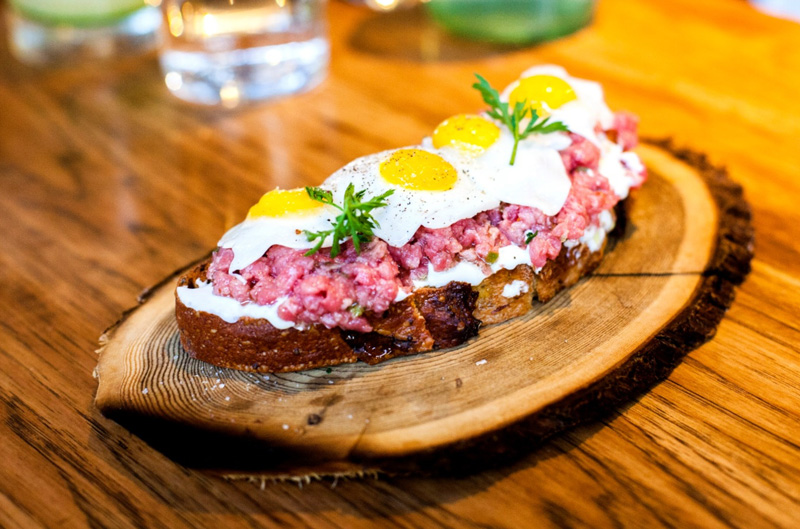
<box><xmin>175</xmin><ymin>238</ymin><xmax>607</xmax><ymax>373</ymax></box>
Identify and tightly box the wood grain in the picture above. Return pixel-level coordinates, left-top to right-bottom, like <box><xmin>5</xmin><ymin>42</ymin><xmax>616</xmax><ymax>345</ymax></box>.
<box><xmin>2</xmin><ymin>0</ymin><xmax>800</xmax><ymax>527</ymax></box>
<box><xmin>92</xmin><ymin>141</ymin><xmax>750</xmax><ymax>477</ymax></box>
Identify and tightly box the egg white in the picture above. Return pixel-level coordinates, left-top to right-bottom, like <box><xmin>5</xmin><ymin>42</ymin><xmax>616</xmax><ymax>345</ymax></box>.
<box><xmin>218</xmin><ymin>206</ymin><xmax>337</xmax><ymax>272</ymax></box>
<box><xmin>464</xmin><ymin>128</ymin><xmax>572</xmax><ymax>216</ymax></box>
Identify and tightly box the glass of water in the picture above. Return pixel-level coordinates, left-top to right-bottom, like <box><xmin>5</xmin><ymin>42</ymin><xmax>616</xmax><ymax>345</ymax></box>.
<box><xmin>5</xmin><ymin>0</ymin><xmax>161</xmax><ymax>65</ymax></box>
<box><xmin>159</xmin><ymin>0</ymin><xmax>329</xmax><ymax>107</ymax></box>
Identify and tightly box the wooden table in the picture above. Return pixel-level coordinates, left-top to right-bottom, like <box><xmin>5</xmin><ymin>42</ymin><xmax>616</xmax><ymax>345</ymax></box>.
<box><xmin>2</xmin><ymin>0</ymin><xmax>799</xmax><ymax>527</ymax></box>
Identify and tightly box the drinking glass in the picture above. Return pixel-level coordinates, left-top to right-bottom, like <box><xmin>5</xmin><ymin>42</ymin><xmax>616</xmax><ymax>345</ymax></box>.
<box><xmin>5</xmin><ymin>0</ymin><xmax>161</xmax><ymax>65</ymax></box>
<box><xmin>159</xmin><ymin>0</ymin><xmax>329</xmax><ymax>107</ymax></box>
<box><xmin>425</xmin><ymin>0</ymin><xmax>597</xmax><ymax>45</ymax></box>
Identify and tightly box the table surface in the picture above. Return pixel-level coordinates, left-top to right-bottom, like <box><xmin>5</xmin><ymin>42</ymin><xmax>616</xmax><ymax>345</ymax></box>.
<box><xmin>2</xmin><ymin>0</ymin><xmax>799</xmax><ymax>527</ymax></box>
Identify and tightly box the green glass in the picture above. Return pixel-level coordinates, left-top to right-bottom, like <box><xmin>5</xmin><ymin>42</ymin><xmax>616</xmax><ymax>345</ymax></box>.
<box><xmin>9</xmin><ymin>0</ymin><xmax>146</xmax><ymax>27</ymax></box>
<box><xmin>425</xmin><ymin>0</ymin><xmax>597</xmax><ymax>45</ymax></box>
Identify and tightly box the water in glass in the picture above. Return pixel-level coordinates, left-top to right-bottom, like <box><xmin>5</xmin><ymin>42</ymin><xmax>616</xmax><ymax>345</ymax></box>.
<box><xmin>159</xmin><ymin>0</ymin><xmax>329</xmax><ymax>107</ymax></box>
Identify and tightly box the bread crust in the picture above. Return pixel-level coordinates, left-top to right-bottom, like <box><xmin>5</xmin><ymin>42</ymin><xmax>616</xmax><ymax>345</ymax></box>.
<box><xmin>175</xmin><ymin>238</ymin><xmax>608</xmax><ymax>373</ymax></box>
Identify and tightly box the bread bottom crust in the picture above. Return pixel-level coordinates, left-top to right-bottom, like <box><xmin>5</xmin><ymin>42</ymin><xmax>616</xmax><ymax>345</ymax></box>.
<box><xmin>175</xmin><ymin>237</ymin><xmax>608</xmax><ymax>373</ymax></box>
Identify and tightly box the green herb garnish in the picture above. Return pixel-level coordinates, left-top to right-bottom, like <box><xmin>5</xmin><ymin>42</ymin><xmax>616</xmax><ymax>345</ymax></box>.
<box><xmin>485</xmin><ymin>251</ymin><xmax>499</xmax><ymax>264</ymax></box>
<box><xmin>303</xmin><ymin>184</ymin><xmax>394</xmax><ymax>258</ymax></box>
<box><xmin>472</xmin><ymin>74</ymin><xmax>569</xmax><ymax>165</ymax></box>
<box><xmin>525</xmin><ymin>230</ymin><xmax>538</xmax><ymax>244</ymax></box>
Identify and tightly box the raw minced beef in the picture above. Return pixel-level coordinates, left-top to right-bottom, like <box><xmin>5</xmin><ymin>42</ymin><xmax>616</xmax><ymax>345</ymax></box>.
<box><xmin>209</xmin><ymin>117</ymin><xmax>644</xmax><ymax>331</ymax></box>
<box><xmin>210</xmin><ymin>242</ymin><xmax>401</xmax><ymax>333</ymax></box>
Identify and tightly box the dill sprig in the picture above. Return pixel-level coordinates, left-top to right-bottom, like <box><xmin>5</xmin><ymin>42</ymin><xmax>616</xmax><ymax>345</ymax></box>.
<box><xmin>472</xmin><ymin>74</ymin><xmax>569</xmax><ymax>165</ymax></box>
<box><xmin>303</xmin><ymin>184</ymin><xmax>394</xmax><ymax>258</ymax></box>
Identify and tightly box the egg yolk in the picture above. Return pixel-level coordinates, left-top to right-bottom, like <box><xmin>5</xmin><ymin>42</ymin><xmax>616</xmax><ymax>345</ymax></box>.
<box><xmin>508</xmin><ymin>74</ymin><xmax>577</xmax><ymax>117</ymax></box>
<box><xmin>379</xmin><ymin>149</ymin><xmax>458</xmax><ymax>191</ymax></box>
<box><xmin>246</xmin><ymin>188</ymin><xmax>324</xmax><ymax>219</ymax></box>
<box><xmin>432</xmin><ymin>114</ymin><xmax>500</xmax><ymax>153</ymax></box>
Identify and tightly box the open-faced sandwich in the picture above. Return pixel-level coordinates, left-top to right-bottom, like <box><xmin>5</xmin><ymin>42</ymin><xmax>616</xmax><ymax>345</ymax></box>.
<box><xmin>175</xmin><ymin>65</ymin><xmax>647</xmax><ymax>373</ymax></box>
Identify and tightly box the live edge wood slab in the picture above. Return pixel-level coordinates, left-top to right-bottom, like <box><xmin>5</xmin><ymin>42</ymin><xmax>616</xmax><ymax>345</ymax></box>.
<box><xmin>94</xmin><ymin>140</ymin><xmax>753</xmax><ymax>479</ymax></box>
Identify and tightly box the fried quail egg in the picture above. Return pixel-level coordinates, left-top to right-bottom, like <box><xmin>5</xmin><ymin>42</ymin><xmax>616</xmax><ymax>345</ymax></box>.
<box><xmin>430</xmin><ymin>113</ymin><xmax>571</xmax><ymax>216</ymax></box>
<box><xmin>431</xmin><ymin>114</ymin><xmax>501</xmax><ymax>154</ymax></box>
<box><xmin>218</xmin><ymin>188</ymin><xmax>338</xmax><ymax>272</ymax></box>
<box><xmin>322</xmin><ymin>147</ymin><xmax>498</xmax><ymax>247</ymax></box>
<box><xmin>503</xmin><ymin>64</ymin><xmax>615</xmax><ymax>145</ymax></box>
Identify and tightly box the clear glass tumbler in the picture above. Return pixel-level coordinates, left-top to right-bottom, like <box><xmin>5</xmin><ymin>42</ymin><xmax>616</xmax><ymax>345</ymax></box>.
<box><xmin>5</xmin><ymin>0</ymin><xmax>161</xmax><ymax>65</ymax></box>
<box><xmin>159</xmin><ymin>0</ymin><xmax>329</xmax><ymax>107</ymax></box>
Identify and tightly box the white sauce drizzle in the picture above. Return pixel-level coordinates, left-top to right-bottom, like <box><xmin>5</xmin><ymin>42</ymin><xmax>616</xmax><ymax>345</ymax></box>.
<box><xmin>492</xmin><ymin>244</ymin><xmax>532</xmax><ymax>271</ymax></box>
<box><xmin>177</xmin><ymin>281</ymin><xmax>295</xmax><ymax>330</ymax></box>
<box><xmin>579</xmin><ymin>209</ymin><xmax>616</xmax><ymax>253</ymax></box>
<box><xmin>598</xmin><ymin>142</ymin><xmax>636</xmax><ymax>199</ymax></box>
<box><xmin>412</xmin><ymin>261</ymin><xmax>487</xmax><ymax>289</ymax></box>
<box><xmin>502</xmin><ymin>280</ymin><xmax>529</xmax><ymax>298</ymax></box>
<box><xmin>408</xmin><ymin>244</ymin><xmax>534</xmax><ymax>293</ymax></box>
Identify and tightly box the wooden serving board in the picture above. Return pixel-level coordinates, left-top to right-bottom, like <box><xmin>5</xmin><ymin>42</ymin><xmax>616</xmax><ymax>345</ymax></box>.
<box><xmin>94</xmin><ymin>141</ymin><xmax>753</xmax><ymax>479</ymax></box>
